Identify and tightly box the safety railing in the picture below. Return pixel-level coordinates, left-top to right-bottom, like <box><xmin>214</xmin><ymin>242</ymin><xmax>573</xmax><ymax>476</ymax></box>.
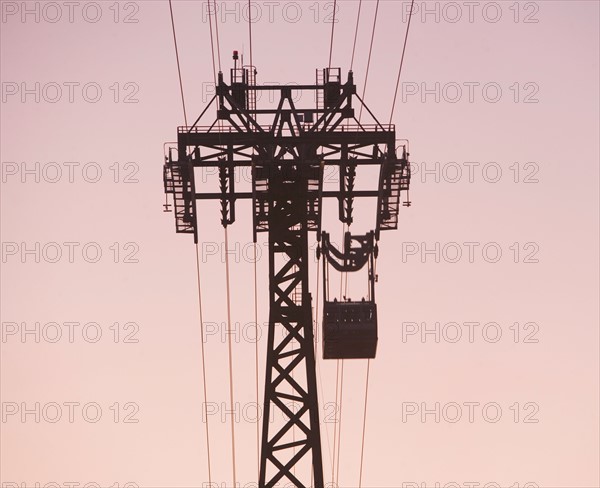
<box><xmin>179</xmin><ymin>123</ymin><xmax>395</xmax><ymax>134</ymax></box>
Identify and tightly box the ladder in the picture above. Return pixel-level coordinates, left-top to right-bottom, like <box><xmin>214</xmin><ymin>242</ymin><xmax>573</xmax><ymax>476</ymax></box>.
<box><xmin>315</xmin><ymin>69</ymin><xmax>325</xmax><ymax>111</ymax></box>
<box><xmin>246</xmin><ymin>66</ymin><xmax>257</xmax><ymax>114</ymax></box>
<box><xmin>164</xmin><ymin>164</ymin><xmax>195</xmax><ymax>235</ymax></box>
<box><xmin>378</xmin><ymin>159</ymin><xmax>410</xmax><ymax>232</ymax></box>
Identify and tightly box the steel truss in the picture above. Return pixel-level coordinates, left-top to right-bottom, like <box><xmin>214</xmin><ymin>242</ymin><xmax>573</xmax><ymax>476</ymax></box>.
<box><xmin>164</xmin><ymin>64</ymin><xmax>410</xmax><ymax>488</ymax></box>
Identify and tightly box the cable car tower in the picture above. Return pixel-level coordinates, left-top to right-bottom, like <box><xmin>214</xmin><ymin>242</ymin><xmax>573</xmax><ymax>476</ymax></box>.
<box><xmin>163</xmin><ymin>51</ymin><xmax>411</xmax><ymax>488</ymax></box>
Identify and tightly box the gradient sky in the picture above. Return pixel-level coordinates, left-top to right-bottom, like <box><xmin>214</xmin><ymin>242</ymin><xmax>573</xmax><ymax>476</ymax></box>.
<box><xmin>1</xmin><ymin>1</ymin><xmax>599</xmax><ymax>487</ymax></box>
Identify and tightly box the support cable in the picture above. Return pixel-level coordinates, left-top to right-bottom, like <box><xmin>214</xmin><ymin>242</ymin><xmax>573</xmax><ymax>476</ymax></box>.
<box><xmin>169</xmin><ymin>0</ymin><xmax>187</xmax><ymax>125</ymax></box>
<box><xmin>328</xmin><ymin>0</ymin><xmax>337</xmax><ymax>69</ymax></box>
<box><xmin>254</xmin><ymin>244</ymin><xmax>260</xmax><ymax>478</ymax></box>
<box><xmin>335</xmin><ymin>360</ymin><xmax>345</xmax><ymax>486</ymax></box>
<box><xmin>224</xmin><ymin>228</ymin><xmax>238</xmax><ymax>488</ymax></box>
<box><xmin>358</xmin><ymin>0</ymin><xmax>380</xmax><ymax>122</ymax></box>
<box><xmin>334</xmin><ymin>223</ymin><xmax>347</xmax><ymax>488</ymax></box>
<box><xmin>346</xmin><ymin>0</ymin><xmax>361</xmax><ymax>132</ymax></box>
<box><xmin>247</xmin><ymin>1</ymin><xmax>259</xmax><ymax>477</ymax></box>
<box><xmin>331</xmin><ymin>359</ymin><xmax>341</xmax><ymax>487</ymax></box>
<box><xmin>206</xmin><ymin>3</ymin><xmax>234</xmax><ymax>484</ymax></box>
<box><xmin>314</xmin><ymin>259</ymin><xmax>335</xmax><ymax>481</ymax></box>
<box><xmin>248</xmin><ymin>0</ymin><xmax>254</xmax><ymax>68</ymax></box>
<box><xmin>350</xmin><ymin>0</ymin><xmax>363</xmax><ymax>71</ymax></box>
<box><xmin>336</xmin><ymin>0</ymin><xmax>370</xmax><ymax>466</ymax></box>
<box><xmin>332</xmin><ymin>225</ymin><xmax>347</xmax><ymax>488</ymax></box>
<box><xmin>358</xmin><ymin>359</ymin><xmax>371</xmax><ymax>488</ymax></box>
<box><xmin>327</xmin><ymin>230</ymin><xmax>339</xmax><ymax>486</ymax></box>
<box><xmin>206</xmin><ymin>0</ymin><xmax>218</xmax><ymax>85</ymax></box>
<box><xmin>211</xmin><ymin>0</ymin><xmax>222</xmax><ymax>71</ymax></box>
<box><xmin>352</xmin><ymin>4</ymin><xmax>389</xmax><ymax>482</ymax></box>
<box><xmin>389</xmin><ymin>0</ymin><xmax>416</xmax><ymax>125</ymax></box>
<box><xmin>355</xmin><ymin>2</ymin><xmax>416</xmax><ymax>478</ymax></box>
<box><xmin>358</xmin><ymin>253</ymin><xmax>377</xmax><ymax>487</ymax></box>
<box><xmin>195</xmin><ymin>245</ymin><xmax>213</xmax><ymax>485</ymax></box>
<box><xmin>168</xmin><ymin>2</ymin><xmax>212</xmax><ymax>483</ymax></box>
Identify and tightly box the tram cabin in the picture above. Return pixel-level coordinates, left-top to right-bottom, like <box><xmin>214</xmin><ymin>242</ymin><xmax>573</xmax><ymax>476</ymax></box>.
<box><xmin>322</xmin><ymin>298</ymin><xmax>378</xmax><ymax>359</ymax></box>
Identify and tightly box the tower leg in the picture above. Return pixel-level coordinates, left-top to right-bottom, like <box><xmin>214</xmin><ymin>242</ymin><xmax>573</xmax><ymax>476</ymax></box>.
<box><xmin>259</xmin><ymin>167</ymin><xmax>324</xmax><ymax>488</ymax></box>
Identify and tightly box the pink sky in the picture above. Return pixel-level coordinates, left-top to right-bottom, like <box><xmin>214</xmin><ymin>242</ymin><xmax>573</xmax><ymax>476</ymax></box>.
<box><xmin>1</xmin><ymin>1</ymin><xmax>599</xmax><ymax>487</ymax></box>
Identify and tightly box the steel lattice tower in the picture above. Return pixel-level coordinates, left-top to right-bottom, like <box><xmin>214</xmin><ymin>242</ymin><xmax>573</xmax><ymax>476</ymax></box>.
<box><xmin>164</xmin><ymin>58</ymin><xmax>410</xmax><ymax>488</ymax></box>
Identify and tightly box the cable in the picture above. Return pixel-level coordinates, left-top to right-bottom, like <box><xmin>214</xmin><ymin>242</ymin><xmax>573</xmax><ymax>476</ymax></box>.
<box><xmin>328</xmin><ymin>0</ymin><xmax>337</xmax><ymax>69</ymax></box>
<box><xmin>246</xmin><ymin>6</ymin><xmax>259</xmax><ymax>476</ymax></box>
<box><xmin>314</xmin><ymin>259</ymin><xmax>335</xmax><ymax>480</ymax></box>
<box><xmin>206</xmin><ymin>0</ymin><xmax>218</xmax><ymax>86</ymax></box>
<box><xmin>389</xmin><ymin>0</ymin><xmax>416</xmax><ymax>125</ymax></box>
<box><xmin>248</xmin><ymin>0</ymin><xmax>254</xmax><ymax>68</ymax></box>
<box><xmin>224</xmin><ymin>228</ymin><xmax>238</xmax><ymax>487</ymax></box>
<box><xmin>358</xmin><ymin>0</ymin><xmax>380</xmax><ymax>122</ymax></box>
<box><xmin>335</xmin><ymin>223</ymin><xmax>346</xmax><ymax>488</ymax></box>
<box><xmin>247</xmin><ymin>0</ymin><xmax>258</xmax><ymax>464</ymax></box>
<box><xmin>350</xmin><ymin>0</ymin><xmax>363</xmax><ymax>71</ymax></box>
<box><xmin>351</xmin><ymin>3</ymin><xmax>389</xmax><ymax>476</ymax></box>
<box><xmin>211</xmin><ymin>0</ymin><xmax>222</xmax><ymax>71</ymax></box>
<box><xmin>195</xmin><ymin>244</ymin><xmax>213</xmax><ymax>485</ymax></box>
<box><xmin>331</xmin><ymin>359</ymin><xmax>340</xmax><ymax>487</ymax></box>
<box><xmin>205</xmin><ymin>5</ymin><xmax>235</xmax><ymax>483</ymax></box>
<box><xmin>168</xmin><ymin>0</ymin><xmax>187</xmax><ymax>126</ymax></box>
<box><xmin>346</xmin><ymin>0</ymin><xmax>362</xmax><ymax>132</ymax></box>
<box><xmin>337</xmin><ymin>3</ymin><xmax>386</xmax><ymax>484</ymax></box>
<box><xmin>168</xmin><ymin>3</ymin><xmax>212</xmax><ymax>483</ymax></box>
<box><xmin>358</xmin><ymin>359</ymin><xmax>371</xmax><ymax>488</ymax></box>
<box><xmin>335</xmin><ymin>359</ymin><xmax>344</xmax><ymax>486</ymax></box>
<box><xmin>358</xmin><ymin>257</ymin><xmax>376</xmax><ymax>487</ymax></box>
<box><xmin>253</xmin><ymin>243</ymin><xmax>260</xmax><ymax>478</ymax></box>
